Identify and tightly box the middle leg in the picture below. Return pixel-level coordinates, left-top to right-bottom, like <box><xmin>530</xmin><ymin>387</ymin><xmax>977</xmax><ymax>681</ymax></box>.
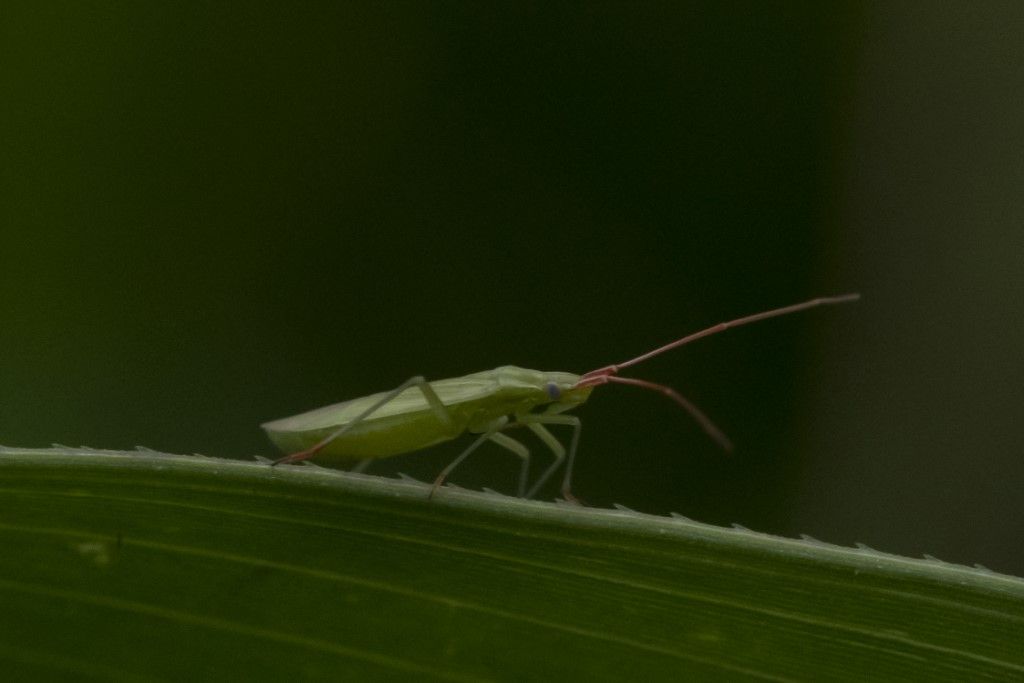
<box><xmin>429</xmin><ymin>417</ymin><xmax>531</xmax><ymax>498</ymax></box>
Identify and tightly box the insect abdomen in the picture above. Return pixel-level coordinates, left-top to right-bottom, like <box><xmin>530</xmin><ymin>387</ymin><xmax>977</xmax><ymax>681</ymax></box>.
<box><xmin>263</xmin><ymin>407</ymin><xmax>469</xmax><ymax>461</ymax></box>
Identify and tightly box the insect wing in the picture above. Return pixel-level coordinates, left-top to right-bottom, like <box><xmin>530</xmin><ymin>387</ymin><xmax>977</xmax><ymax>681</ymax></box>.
<box><xmin>261</xmin><ymin>374</ymin><xmax>500</xmax><ymax>432</ymax></box>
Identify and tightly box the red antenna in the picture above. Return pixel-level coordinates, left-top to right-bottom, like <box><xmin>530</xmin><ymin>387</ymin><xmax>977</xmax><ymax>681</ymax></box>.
<box><xmin>574</xmin><ymin>293</ymin><xmax>860</xmax><ymax>450</ymax></box>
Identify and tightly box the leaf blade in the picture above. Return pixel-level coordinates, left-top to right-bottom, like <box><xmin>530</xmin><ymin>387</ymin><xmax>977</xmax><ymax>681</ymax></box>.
<box><xmin>2</xmin><ymin>447</ymin><xmax>1022</xmax><ymax>681</ymax></box>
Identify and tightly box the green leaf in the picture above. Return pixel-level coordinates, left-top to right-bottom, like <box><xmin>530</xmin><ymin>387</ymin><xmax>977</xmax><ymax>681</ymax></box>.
<box><xmin>1</xmin><ymin>447</ymin><xmax>1022</xmax><ymax>681</ymax></box>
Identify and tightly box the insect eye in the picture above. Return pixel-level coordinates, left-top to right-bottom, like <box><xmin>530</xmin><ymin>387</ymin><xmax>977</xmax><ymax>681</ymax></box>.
<box><xmin>546</xmin><ymin>383</ymin><xmax>561</xmax><ymax>399</ymax></box>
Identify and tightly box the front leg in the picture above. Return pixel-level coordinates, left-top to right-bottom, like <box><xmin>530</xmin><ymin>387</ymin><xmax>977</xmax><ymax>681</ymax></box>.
<box><xmin>516</xmin><ymin>411</ymin><xmax>582</xmax><ymax>501</ymax></box>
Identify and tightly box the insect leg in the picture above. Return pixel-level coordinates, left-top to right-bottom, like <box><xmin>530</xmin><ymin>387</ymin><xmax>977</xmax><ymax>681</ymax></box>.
<box><xmin>350</xmin><ymin>459</ymin><xmax>372</xmax><ymax>474</ymax></box>
<box><xmin>488</xmin><ymin>432</ymin><xmax>531</xmax><ymax>497</ymax></box>
<box><xmin>273</xmin><ymin>375</ymin><xmax>454</xmax><ymax>466</ymax></box>
<box><xmin>429</xmin><ymin>416</ymin><xmax>509</xmax><ymax>498</ymax></box>
<box><xmin>517</xmin><ymin>412</ymin><xmax>582</xmax><ymax>501</ymax></box>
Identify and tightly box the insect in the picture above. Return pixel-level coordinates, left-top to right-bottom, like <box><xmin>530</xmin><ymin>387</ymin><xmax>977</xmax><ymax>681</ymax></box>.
<box><xmin>263</xmin><ymin>294</ymin><xmax>859</xmax><ymax>501</ymax></box>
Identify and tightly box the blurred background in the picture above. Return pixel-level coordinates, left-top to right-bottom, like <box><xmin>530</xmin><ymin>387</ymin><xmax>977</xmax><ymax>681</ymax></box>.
<box><xmin>3</xmin><ymin>4</ymin><xmax>1022</xmax><ymax>574</ymax></box>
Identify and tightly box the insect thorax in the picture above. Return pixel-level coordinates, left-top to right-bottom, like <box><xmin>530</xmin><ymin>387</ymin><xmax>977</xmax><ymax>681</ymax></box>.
<box><xmin>476</xmin><ymin>366</ymin><xmax>589</xmax><ymax>412</ymax></box>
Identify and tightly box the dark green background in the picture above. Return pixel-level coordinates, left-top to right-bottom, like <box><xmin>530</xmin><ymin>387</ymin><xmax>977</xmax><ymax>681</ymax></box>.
<box><xmin>3</xmin><ymin>4</ymin><xmax>1023</xmax><ymax>574</ymax></box>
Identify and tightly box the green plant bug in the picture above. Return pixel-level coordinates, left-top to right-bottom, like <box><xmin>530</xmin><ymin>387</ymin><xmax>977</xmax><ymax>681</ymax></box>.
<box><xmin>263</xmin><ymin>294</ymin><xmax>859</xmax><ymax>501</ymax></box>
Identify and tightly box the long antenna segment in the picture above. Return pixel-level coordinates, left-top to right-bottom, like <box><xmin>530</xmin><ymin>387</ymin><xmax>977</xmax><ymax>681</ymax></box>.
<box><xmin>574</xmin><ymin>293</ymin><xmax>860</xmax><ymax>449</ymax></box>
